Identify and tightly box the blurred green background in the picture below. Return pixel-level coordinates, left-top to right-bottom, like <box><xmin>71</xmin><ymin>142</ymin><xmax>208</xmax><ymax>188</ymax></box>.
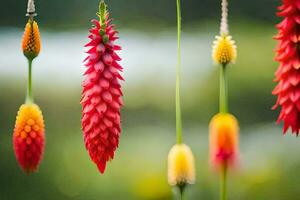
<box><xmin>1</xmin><ymin>0</ymin><xmax>300</xmax><ymax>200</ymax></box>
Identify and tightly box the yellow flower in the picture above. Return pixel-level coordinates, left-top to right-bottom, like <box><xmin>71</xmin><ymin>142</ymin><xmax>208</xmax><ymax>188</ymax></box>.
<box><xmin>167</xmin><ymin>144</ymin><xmax>196</xmax><ymax>186</ymax></box>
<box><xmin>22</xmin><ymin>19</ymin><xmax>41</xmax><ymax>60</ymax></box>
<box><xmin>209</xmin><ymin>113</ymin><xmax>239</xmax><ymax>169</ymax></box>
<box><xmin>212</xmin><ymin>35</ymin><xmax>237</xmax><ymax>65</ymax></box>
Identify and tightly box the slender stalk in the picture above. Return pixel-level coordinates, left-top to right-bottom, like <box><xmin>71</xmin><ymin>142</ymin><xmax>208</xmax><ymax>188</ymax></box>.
<box><xmin>219</xmin><ymin>64</ymin><xmax>228</xmax><ymax>113</ymax></box>
<box><xmin>220</xmin><ymin>165</ymin><xmax>227</xmax><ymax>200</ymax></box>
<box><xmin>26</xmin><ymin>59</ymin><xmax>33</xmax><ymax>103</ymax></box>
<box><xmin>176</xmin><ymin>0</ymin><xmax>183</xmax><ymax>144</ymax></box>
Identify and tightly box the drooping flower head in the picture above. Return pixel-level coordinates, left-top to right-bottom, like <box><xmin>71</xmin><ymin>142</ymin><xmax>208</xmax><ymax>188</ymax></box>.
<box><xmin>168</xmin><ymin>144</ymin><xmax>196</xmax><ymax>189</ymax></box>
<box><xmin>13</xmin><ymin>104</ymin><xmax>45</xmax><ymax>174</ymax></box>
<box><xmin>212</xmin><ymin>0</ymin><xmax>237</xmax><ymax>66</ymax></box>
<box><xmin>209</xmin><ymin>113</ymin><xmax>239</xmax><ymax>169</ymax></box>
<box><xmin>13</xmin><ymin>0</ymin><xmax>45</xmax><ymax>174</ymax></box>
<box><xmin>272</xmin><ymin>0</ymin><xmax>300</xmax><ymax>135</ymax></box>
<box><xmin>81</xmin><ymin>0</ymin><xmax>123</xmax><ymax>174</ymax></box>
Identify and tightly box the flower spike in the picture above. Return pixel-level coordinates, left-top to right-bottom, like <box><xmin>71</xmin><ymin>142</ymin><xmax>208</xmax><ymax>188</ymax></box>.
<box><xmin>13</xmin><ymin>104</ymin><xmax>45</xmax><ymax>174</ymax></box>
<box><xmin>272</xmin><ymin>0</ymin><xmax>300</xmax><ymax>135</ymax></box>
<box><xmin>81</xmin><ymin>1</ymin><xmax>123</xmax><ymax>174</ymax></box>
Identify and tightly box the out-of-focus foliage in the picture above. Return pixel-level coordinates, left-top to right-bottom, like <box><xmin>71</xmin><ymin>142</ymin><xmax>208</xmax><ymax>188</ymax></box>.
<box><xmin>0</xmin><ymin>0</ymin><xmax>280</xmax><ymax>28</ymax></box>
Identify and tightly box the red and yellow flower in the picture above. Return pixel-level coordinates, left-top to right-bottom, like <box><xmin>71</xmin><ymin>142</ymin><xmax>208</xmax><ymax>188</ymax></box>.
<box><xmin>13</xmin><ymin>104</ymin><xmax>45</xmax><ymax>173</ymax></box>
<box><xmin>209</xmin><ymin>113</ymin><xmax>239</xmax><ymax>169</ymax></box>
<box><xmin>81</xmin><ymin>2</ymin><xmax>123</xmax><ymax>174</ymax></box>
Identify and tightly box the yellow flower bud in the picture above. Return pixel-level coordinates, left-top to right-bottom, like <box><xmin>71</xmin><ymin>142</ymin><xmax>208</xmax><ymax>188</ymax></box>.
<box><xmin>212</xmin><ymin>35</ymin><xmax>237</xmax><ymax>65</ymax></box>
<box><xmin>167</xmin><ymin>144</ymin><xmax>196</xmax><ymax>186</ymax></box>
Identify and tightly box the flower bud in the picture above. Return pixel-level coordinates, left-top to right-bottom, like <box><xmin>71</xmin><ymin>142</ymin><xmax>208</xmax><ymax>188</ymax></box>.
<box><xmin>167</xmin><ymin>144</ymin><xmax>196</xmax><ymax>187</ymax></box>
<box><xmin>22</xmin><ymin>19</ymin><xmax>41</xmax><ymax>60</ymax></box>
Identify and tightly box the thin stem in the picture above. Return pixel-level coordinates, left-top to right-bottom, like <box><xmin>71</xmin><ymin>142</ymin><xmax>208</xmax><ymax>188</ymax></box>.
<box><xmin>26</xmin><ymin>59</ymin><xmax>33</xmax><ymax>103</ymax></box>
<box><xmin>219</xmin><ymin>64</ymin><xmax>228</xmax><ymax>113</ymax></box>
<box><xmin>220</xmin><ymin>165</ymin><xmax>228</xmax><ymax>200</ymax></box>
<box><xmin>178</xmin><ymin>186</ymin><xmax>184</xmax><ymax>200</ymax></box>
<box><xmin>176</xmin><ymin>0</ymin><xmax>183</xmax><ymax>144</ymax></box>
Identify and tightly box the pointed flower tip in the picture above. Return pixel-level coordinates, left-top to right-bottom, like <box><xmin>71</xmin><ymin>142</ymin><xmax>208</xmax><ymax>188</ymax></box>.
<box><xmin>212</xmin><ymin>34</ymin><xmax>237</xmax><ymax>66</ymax></box>
<box><xmin>22</xmin><ymin>19</ymin><xmax>41</xmax><ymax>60</ymax></box>
<box><xmin>97</xmin><ymin>0</ymin><xmax>108</xmax><ymax>23</ymax></box>
<box><xmin>13</xmin><ymin>103</ymin><xmax>45</xmax><ymax>174</ymax></box>
<box><xmin>167</xmin><ymin>144</ymin><xmax>196</xmax><ymax>187</ymax></box>
<box><xmin>209</xmin><ymin>113</ymin><xmax>239</xmax><ymax>170</ymax></box>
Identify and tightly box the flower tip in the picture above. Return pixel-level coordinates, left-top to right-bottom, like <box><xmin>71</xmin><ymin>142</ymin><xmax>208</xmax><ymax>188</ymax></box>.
<box><xmin>167</xmin><ymin>144</ymin><xmax>196</xmax><ymax>187</ymax></box>
<box><xmin>97</xmin><ymin>162</ymin><xmax>107</xmax><ymax>174</ymax></box>
<box><xmin>212</xmin><ymin>34</ymin><xmax>237</xmax><ymax>66</ymax></box>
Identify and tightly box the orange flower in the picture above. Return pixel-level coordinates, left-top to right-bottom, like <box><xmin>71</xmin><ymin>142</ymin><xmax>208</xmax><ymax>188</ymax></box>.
<box><xmin>13</xmin><ymin>103</ymin><xmax>45</xmax><ymax>174</ymax></box>
<box><xmin>209</xmin><ymin>113</ymin><xmax>239</xmax><ymax>169</ymax></box>
<box><xmin>22</xmin><ymin>19</ymin><xmax>41</xmax><ymax>60</ymax></box>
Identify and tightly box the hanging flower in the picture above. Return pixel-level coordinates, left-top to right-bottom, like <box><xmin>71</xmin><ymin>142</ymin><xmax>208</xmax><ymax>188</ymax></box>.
<box><xmin>272</xmin><ymin>0</ymin><xmax>300</xmax><ymax>135</ymax></box>
<box><xmin>209</xmin><ymin>113</ymin><xmax>239</xmax><ymax>169</ymax></box>
<box><xmin>81</xmin><ymin>1</ymin><xmax>123</xmax><ymax>174</ymax></box>
<box><xmin>22</xmin><ymin>19</ymin><xmax>41</xmax><ymax>60</ymax></box>
<box><xmin>13</xmin><ymin>103</ymin><xmax>45</xmax><ymax>174</ymax></box>
<box><xmin>168</xmin><ymin>144</ymin><xmax>196</xmax><ymax>187</ymax></box>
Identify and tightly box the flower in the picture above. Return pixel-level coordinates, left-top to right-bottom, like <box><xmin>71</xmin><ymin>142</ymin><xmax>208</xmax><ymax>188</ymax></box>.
<box><xmin>22</xmin><ymin>19</ymin><xmax>41</xmax><ymax>60</ymax></box>
<box><xmin>13</xmin><ymin>103</ymin><xmax>45</xmax><ymax>174</ymax></box>
<box><xmin>167</xmin><ymin>144</ymin><xmax>196</xmax><ymax>187</ymax></box>
<box><xmin>272</xmin><ymin>0</ymin><xmax>300</xmax><ymax>135</ymax></box>
<box><xmin>212</xmin><ymin>35</ymin><xmax>237</xmax><ymax>65</ymax></box>
<box><xmin>209</xmin><ymin>113</ymin><xmax>239</xmax><ymax>169</ymax></box>
<box><xmin>81</xmin><ymin>3</ymin><xmax>123</xmax><ymax>174</ymax></box>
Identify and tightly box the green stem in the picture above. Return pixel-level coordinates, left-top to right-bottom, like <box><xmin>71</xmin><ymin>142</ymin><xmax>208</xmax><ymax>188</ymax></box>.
<box><xmin>178</xmin><ymin>186</ymin><xmax>184</xmax><ymax>200</ymax></box>
<box><xmin>176</xmin><ymin>0</ymin><xmax>183</xmax><ymax>144</ymax></box>
<box><xmin>26</xmin><ymin>59</ymin><xmax>33</xmax><ymax>103</ymax></box>
<box><xmin>220</xmin><ymin>165</ymin><xmax>228</xmax><ymax>200</ymax></box>
<box><xmin>220</xmin><ymin>64</ymin><xmax>228</xmax><ymax>113</ymax></box>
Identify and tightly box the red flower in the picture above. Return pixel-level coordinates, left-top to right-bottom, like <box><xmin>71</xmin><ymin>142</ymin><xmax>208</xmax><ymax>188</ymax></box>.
<box><xmin>81</xmin><ymin>8</ymin><xmax>123</xmax><ymax>173</ymax></box>
<box><xmin>273</xmin><ymin>0</ymin><xmax>300</xmax><ymax>135</ymax></box>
